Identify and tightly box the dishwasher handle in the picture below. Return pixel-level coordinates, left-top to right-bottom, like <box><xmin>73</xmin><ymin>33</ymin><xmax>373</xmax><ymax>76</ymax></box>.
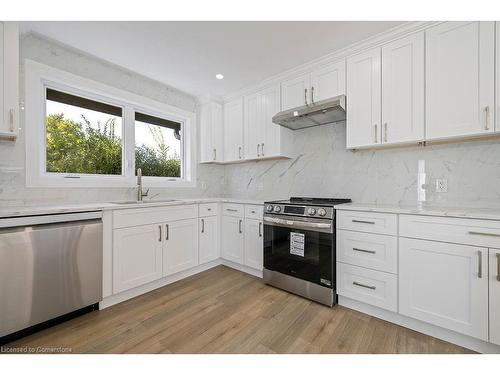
<box><xmin>0</xmin><ymin>211</ymin><xmax>102</xmax><ymax>229</ymax></box>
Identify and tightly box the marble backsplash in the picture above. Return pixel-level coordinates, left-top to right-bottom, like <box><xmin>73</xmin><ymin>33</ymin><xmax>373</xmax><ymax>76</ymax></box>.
<box><xmin>0</xmin><ymin>33</ymin><xmax>225</xmax><ymax>207</ymax></box>
<box><xmin>223</xmin><ymin>122</ymin><xmax>500</xmax><ymax>209</ymax></box>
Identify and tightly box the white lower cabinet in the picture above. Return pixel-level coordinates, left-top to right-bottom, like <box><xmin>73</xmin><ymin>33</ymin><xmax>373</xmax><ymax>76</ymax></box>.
<box><xmin>337</xmin><ymin>229</ymin><xmax>397</xmax><ymax>274</ymax></box>
<box><xmin>199</xmin><ymin>216</ymin><xmax>220</xmax><ymax>264</ymax></box>
<box><xmin>490</xmin><ymin>248</ymin><xmax>500</xmax><ymax>345</ymax></box>
<box><xmin>244</xmin><ymin>219</ymin><xmax>263</xmax><ymax>270</ymax></box>
<box><xmin>221</xmin><ymin>215</ymin><xmax>244</xmax><ymax>264</ymax></box>
<box><xmin>163</xmin><ymin>218</ymin><xmax>199</xmax><ymax>276</ymax></box>
<box><xmin>113</xmin><ymin>224</ymin><xmax>163</xmax><ymax>294</ymax></box>
<box><xmin>337</xmin><ymin>262</ymin><xmax>398</xmax><ymax>312</ymax></box>
<box><xmin>399</xmin><ymin>237</ymin><xmax>488</xmax><ymax>341</ymax></box>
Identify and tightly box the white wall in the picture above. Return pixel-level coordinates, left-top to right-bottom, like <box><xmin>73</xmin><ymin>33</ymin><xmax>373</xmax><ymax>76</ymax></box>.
<box><xmin>223</xmin><ymin>122</ymin><xmax>500</xmax><ymax>208</ymax></box>
<box><xmin>0</xmin><ymin>33</ymin><xmax>225</xmax><ymax>206</ymax></box>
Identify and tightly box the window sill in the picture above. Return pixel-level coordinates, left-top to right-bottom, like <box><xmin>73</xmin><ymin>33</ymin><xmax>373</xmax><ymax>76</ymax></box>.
<box><xmin>26</xmin><ymin>175</ymin><xmax>196</xmax><ymax>189</ymax></box>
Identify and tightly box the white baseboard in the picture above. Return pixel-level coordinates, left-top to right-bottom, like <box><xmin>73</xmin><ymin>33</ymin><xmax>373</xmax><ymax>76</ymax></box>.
<box><xmin>100</xmin><ymin>258</ymin><xmax>262</xmax><ymax>310</ymax></box>
<box><xmin>99</xmin><ymin>260</ymin><xmax>221</xmax><ymax>309</ymax></box>
<box><xmin>220</xmin><ymin>259</ymin><xmax>263</xmax><ymax>278</ymax></box>
<box><xmin>339</xmin><ymin>296</ymin><xmax>500</xmax><ymax>354</ymax></box>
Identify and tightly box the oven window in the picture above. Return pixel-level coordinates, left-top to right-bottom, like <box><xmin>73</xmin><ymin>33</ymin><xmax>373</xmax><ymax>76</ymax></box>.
<box><xmin>263</xmin><ymin>225</ymin><xmax>333</xmax><ymax>285</ymax></box>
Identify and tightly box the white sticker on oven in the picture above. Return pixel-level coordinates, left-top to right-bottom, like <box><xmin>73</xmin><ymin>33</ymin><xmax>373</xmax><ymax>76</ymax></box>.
<box><xmin>290</xmin><ymin>232</ymin><xmax>305</xmax><ymax>257</ymax></box>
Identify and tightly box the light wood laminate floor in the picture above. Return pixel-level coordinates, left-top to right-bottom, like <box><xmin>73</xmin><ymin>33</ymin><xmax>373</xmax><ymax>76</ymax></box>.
<box><xmin>4</xmin><ymin>266</ymin><xmax>473</xmax><ymax>354</ymax></box>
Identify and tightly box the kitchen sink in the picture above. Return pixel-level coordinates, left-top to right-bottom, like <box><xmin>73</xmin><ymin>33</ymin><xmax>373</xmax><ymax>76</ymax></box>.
<box><xmin>112</xmin><ymin>199</ymin><xmax>178</xmax><ymax>205</ymax></box>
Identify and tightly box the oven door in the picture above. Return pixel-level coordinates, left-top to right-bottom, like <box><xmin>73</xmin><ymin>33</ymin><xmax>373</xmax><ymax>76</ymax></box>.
<box><xmin>263</xmin><ymin>215</ymin><xmax>334</xmax><ymax>288</ymax></box>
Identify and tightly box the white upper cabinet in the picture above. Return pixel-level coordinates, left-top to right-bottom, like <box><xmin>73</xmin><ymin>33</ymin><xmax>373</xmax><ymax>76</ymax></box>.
<box><xmin>260</xmin><ymin>85</ymin><xmax>282</xmax><ymax>158</ymax></box>
<box><xmin>244</xmin><ymin>84</ymin><xmax>291</xmax><ymax>160</ymax></box>
<box><xmin>244</xmin><ymin>91</ymin><xmax>262</xmax><ymax>159</ymax></box>
<box><xmin>346</xmin><ymin>48</ymin><xmax>382</xmax><ymax>148</ymax></box>
<box><xmin>223</xmin><ymin>97</ymin><xmax>244</xmax><ymax>162</ymax></box>
<box><xmin>0</xmin><ymin>22</ymin><xmax>19</xmax><ymax>139</ymax></box>
<box><xmin>199</xmin><ymin>101</ymin><xmax>223</xmax><ymax>163</ymax></box>
<box><xmin>281</xmin><ymin>60</ymin><xmax>346</xmax><ymax>111</ymax></box>
<box><xmin>399</xmin><ymin>238</ymin><xmax>488</xmax><ymax>341</ymax></box>
<box><xmin>490</xmin><ymin>248</ymin><xmax>500</xmax><ymax>345</ymax></box>
<box><xmin>281</xmin><ymin>74</ymin><xmax>310</xmax><ymax>111</ymax></box>
<box><xmin>310</xmin><ymin>60</ymin><xmax>345</xmax><ymax>103</ymax></box>
<box><xmin>381</xmin><ymin>32</ymin><xmax>425</xmax><ymax>144</ymax></box>
<box><xmin>426</xmin><ymin>22</ymin><xmax>495</xmax><ymax>140</ymax></box>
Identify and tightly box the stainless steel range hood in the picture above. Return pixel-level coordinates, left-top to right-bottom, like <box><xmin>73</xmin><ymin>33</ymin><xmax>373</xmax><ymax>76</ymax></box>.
<box><xmin>272</xmin><ymin>95</ymin><xmax>346</xmax><ymax>130</ymax></box>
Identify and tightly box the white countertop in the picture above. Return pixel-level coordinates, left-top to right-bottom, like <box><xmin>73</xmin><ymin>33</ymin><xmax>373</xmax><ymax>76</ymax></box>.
<box><xmin>2</xmin><ymin>199</ymin><xmax>500</xmax><ymax>221</ymax></box>
<box><xmin>0</xmin><ymin>198</ymin><xmax>265</xmax><ymax>219</ymax></box>
<box><xmin>333</xmin><ymin>202</ymin><xmax>500</xmax><ymax>221</ymax></box>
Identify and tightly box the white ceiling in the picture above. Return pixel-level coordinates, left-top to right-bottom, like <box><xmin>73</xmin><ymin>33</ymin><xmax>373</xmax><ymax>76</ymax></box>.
<box><xmin>21</xmin><ymin>21</ymin><xmax>403</xmax><ymax>98</ymax></box>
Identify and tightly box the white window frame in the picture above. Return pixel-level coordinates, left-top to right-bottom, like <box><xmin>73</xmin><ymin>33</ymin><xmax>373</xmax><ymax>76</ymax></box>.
<box><xmin>25</xmin><ymin>60</ymin><xmax>197</xmax><ymax>188</ymax></box>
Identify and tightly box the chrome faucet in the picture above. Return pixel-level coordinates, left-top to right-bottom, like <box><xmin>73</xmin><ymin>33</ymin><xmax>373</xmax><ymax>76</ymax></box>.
<box><xmin>137</xmin><ymin>168</ymin><xmax>149</xmax><ymax>201</ymax></box>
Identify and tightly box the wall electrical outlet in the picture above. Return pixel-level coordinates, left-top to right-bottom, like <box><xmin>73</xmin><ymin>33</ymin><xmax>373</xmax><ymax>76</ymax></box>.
<box><xmin>436</xmin><ymin>179</ymin><xmax>448</xmax><ymax>193</ymax></box>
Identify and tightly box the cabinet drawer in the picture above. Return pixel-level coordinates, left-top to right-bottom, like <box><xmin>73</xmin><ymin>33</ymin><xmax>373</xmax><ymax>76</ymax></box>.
<box><xmin>337</xmin><ymin>210</ymin><xmax>397</xmax><ymax>235</ymax></box>
<box><xmin>199</xmin><ymin>203</ymin><xmax>219</xmax><ymax>217</ymax></box>
<box><xmin>113</xmin><ymin>204</ymin><xmax>198</xmax><ymax>229</ymax></box>
<box><xmin>222</xmin><ymin>203</ymin><xmax>245</xmax><ymax>217</ymax></box>
<box><xmin>337</xmin><ymin>230</ymin><xmax>398</xmax><ymax>274</ymax></box>
<box><xmin>400</xmin><ymin>214</ymin><xmax>500</xmax><ymax>248</ymax></box>
<box><xmin>337</xmin><ymin>262</ymin><xmax>398</xmax><ymax>312</ymax></box>
<box><xmin>245</xmin><ymin>205</ymin><xmax>263</xmax><ymax>220</ymax></box>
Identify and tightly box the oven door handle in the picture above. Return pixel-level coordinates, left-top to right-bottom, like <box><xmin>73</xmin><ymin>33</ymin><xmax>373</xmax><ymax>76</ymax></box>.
<box><xmin>263</xmin><ymin>216</ymin><xmax>333</xmax><ymax>233</ymax></box>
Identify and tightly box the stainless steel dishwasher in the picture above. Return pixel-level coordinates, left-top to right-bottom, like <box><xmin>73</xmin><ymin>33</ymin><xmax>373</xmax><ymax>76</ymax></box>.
<box><xmin>0</xmin><ymin>211</ymin><xmax>103</xmax><ymax>340</ymax></box>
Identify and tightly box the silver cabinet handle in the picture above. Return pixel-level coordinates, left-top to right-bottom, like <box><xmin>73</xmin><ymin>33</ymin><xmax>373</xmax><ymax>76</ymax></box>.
<box><xmin>258</xmin><ymin>222</ymin><xmax>262</xmax><ymax>237</ymax></box>
<box><xmin>238</xmin><ymin>219</ymin><xmax>242</xmax><ymax>234</ymax></box>
<box><xmin>201</xmin><ymin>219</ymin><xmax>205</xmax><ymax>233</ymax></box>
<box><xmin>207</xmin><ymin>208</ymin><xmax>212</xmax><ymax>211</ymax></box>
<box><xmin>353</xmin><ymin>247</ymin><xmax>376</xmax><ymax>254</ymax></box>
<box><xmin>261</xmin><ymin>143</ymin><xmax>264</xmax><ymax>156</ymax></box>
<box><xmin>311</xmin><ymin>86</ymin><xmax>315</xmax><ymax>105</ymax></box>
<box><xmin>496</xmin><ymin>253</ymin><xmax>500</xmax><ymax>282</ymax></box>
<box><xmin>165</xmin><ymin>224</ymin><xmax>169</xmax><ymax>241</ymax></box>
<box><xmin>484</xmin><ymin>106</ymin><xmax>490</xmax><ymax>130</ymax></box>
<box><xmin>477</xmin><ymin>250</ymin><xmax>482</xmax><ymax>279</ymax></box>
<box><xmin>158</xmin><ymin>225</ymin><xmax>162</xmax><ymax>242</ymax></box>
<box><xmin>238</xmin><ymin>146</ymin><xmax>242</xmax><ymax>159</ymax></box>
<box><xmin>304</xmin><ymin>88</ymin><xmax>308</xmax><ymax>105</ymax></box>
<box><xmin>213</xmin><ymin>148</ymin><xmax>217</xmax><ymax>161</ymax></box>
<box><xmin>226</xmin><ymin>208</ymin><xmax>238</xmax><ymax>212</ymax></box>
<box><xmin>374</xmin><ymin>124</ymin><xmax>378</xmax><ymax>143</ymax></box>
<box><xmin>353</xmin><ymin>281</ymin><xmax>376</xmax><ymax>290</ymax></box>
<box><xmin>9</xmin><ymin>109</ymin><xmax>14</xmax><ymax>132</ymax></box>
<box><xmin>352</xmin><ymin>219</ymin><xmax>376</xmax><ymax>225</ymax></box>
<box><xmin>384</xmin><ymin>122</ymin><xmax>388</xmax><ymax>142</ymax></box>
<box><xmin>257</xmin><ymin>144</ymin><xmax>260</xmax><ymax>157</ymax></box>
<box><xmin>468</xmin><ymin>231</ymin><xmax>500</xmax><ymax>237</ymax></box>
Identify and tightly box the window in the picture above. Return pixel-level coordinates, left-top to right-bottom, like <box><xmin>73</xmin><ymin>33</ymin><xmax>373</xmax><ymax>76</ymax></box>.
<box><xmin>135</xmin><ymin>112</ymin><xmax>182</xmax><ymax>178</ymax></box>
<box><xmin>45</xmin><ymin>88</ymin><xmax>124</xmax><ymax>176</ymax></box>
<box><xmin>25</xmin><ymin>60</ymin><xmax>196</xmax><ymax>188</ymax></box>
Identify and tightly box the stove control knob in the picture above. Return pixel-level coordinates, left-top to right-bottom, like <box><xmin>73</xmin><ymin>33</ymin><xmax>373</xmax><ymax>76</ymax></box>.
<box><xmin>318</xmin><ymin>208</ymin><xmax>327</xmax><ymax>217</ymax></box>
<box><xmin>266</xmin><ymin>204</ymin><xmax>274</xmax><ymax>212</ymax></box>
<box><xmin>274</xmin><ymin>205</ymin><xmax>282</xmax><ymax>213</ymax></box>
<box><xmin>307</xmin><ymin>208</ymin><xmax>316</xmax><ymax>216</ymax></box>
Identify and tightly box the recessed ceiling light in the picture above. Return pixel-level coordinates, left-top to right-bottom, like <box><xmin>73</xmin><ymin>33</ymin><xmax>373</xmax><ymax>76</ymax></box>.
<box><xmin>215</xmin><ymin>74</ymin><xmax>224</xmax><ymax>80</ymax></box>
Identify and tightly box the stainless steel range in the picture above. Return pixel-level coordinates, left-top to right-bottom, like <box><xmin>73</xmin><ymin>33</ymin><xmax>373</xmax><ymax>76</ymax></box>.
<box><xmin>263</xmin><ymin>197</ymin><xmax>351</xmax><ymax>306</ymax></box>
